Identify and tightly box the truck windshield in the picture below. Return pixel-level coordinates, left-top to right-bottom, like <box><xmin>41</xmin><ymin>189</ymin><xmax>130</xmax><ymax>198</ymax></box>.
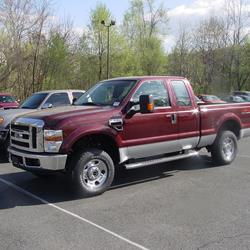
<box><xmin>75</xmin><ymin>80</ymin><xmax>137</xmax><ymax>106</ymax></box>
<box><xmin>20</xmin><ymin>93</ymin><xmax>48</xmax><ymax>109</ymax></box>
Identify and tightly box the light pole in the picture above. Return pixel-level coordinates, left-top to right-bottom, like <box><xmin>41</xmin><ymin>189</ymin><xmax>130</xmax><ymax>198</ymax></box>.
<box><xmin>101</xmin><ymin>20</ymin><xmax>115</xmax><ymax>79</ymax></box>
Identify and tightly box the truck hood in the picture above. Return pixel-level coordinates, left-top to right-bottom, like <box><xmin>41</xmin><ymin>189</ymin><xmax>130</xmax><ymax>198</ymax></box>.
<box><xmin>20</xmin><ymin>105</ymin><xmax>117</xmax><ymax>128</ymax></box>
<box><xmin>0</xmin><ymin>108</ymin><xmax>34</xmax><ymax>128</ymax></box>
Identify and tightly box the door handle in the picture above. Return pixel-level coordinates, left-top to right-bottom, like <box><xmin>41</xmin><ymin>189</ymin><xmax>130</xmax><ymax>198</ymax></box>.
<box><xmin>166</xmin><ymin>114</ymin><xmax>177</xmax><ymax>124</ymax></box>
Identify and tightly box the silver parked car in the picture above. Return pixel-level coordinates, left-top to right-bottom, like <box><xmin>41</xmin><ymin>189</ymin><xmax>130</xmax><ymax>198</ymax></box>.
<box><xmin>0</xmin><ymin>89</ymin><xmax>85</xmax><ymax>153</ymax></box>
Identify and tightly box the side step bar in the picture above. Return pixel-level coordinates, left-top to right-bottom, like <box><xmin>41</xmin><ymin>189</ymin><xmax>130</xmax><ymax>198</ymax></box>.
<box><xmin>124</xmin><ymin>151</ymin><xmax>199</xmax><ymax>170</ymax></box>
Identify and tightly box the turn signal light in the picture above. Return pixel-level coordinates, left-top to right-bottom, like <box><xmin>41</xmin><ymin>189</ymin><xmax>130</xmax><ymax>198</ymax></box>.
<box><xmin>147</xmin><ymin>103</ymin><xmax>154</xmax><ymax>112</ymax></box>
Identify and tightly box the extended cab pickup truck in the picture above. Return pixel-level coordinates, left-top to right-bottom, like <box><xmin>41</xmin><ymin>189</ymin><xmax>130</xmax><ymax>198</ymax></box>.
<box><xmin>8</xmin><ymin>76</ymin><xmax>250</xmax><ymax>197</ymax></box>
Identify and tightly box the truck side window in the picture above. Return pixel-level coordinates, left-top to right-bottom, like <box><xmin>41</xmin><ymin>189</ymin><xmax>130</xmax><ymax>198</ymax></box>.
<box><xmin>45</xmin><ymin>93</ymin><xmax>71</xmax><ymax>107</ymax></box>
<box><xmin>171</xmin><ymin>81</ymin><xmax>192</xmax><ymax>106</ymax></box>
<box><xmin>132</xmin><ymin>80</ymin><xmax>170</xmax><ymax>107</ymax></box>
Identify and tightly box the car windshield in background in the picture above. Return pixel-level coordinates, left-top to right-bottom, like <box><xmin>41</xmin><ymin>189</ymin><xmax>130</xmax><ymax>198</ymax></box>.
<box><xmin>75</xmin><ymin>80</ymin><xmax>137</xmax><ymax>106</ymax></box>
<box><xmin>204</xmin><ymin>95</ymin><xmax>220</xmax><ymax>101</ymax></box>
<box><xmin>240</xmin><ymin>96</ymin><xmax>250</xmax><ymax>101</ymax></box>
<box><xmin>234</xmin><ymin>96</ymin><xmax>245</xmax><ymax>102</ymax></box>
<box><xmin>0</xmin><ymin>95</ymin><xmax>16</xmax><ymax>103</ymax></box>
<box><xmin>20</xmin><ymin>93</ymin><xmax>48</xmax><ymax>109</ymax></box>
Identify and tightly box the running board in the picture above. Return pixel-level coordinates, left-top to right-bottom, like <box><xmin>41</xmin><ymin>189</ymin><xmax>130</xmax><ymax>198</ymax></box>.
<box><xmin>124</xmin><ymin>151</ymin><xmax>199</xmax><ymax>170</ymax></box>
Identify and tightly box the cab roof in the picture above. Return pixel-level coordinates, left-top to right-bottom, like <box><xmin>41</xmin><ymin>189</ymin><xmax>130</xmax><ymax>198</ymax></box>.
<box><xmin>34</xmin><ymin>89</ymin><xmax>85</xmax><ymax>94</ymax></box>
<box><xmin>102</xmin><ymin>76</ymin><xmax>187</xmax><ymax>82</ymax></box>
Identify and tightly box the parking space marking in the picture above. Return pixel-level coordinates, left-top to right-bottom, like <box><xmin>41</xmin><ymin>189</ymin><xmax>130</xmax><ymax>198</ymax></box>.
<box><xmin>238</xmin><ymin>154</ymin><xmax>250</xmax><ymax>158</ymax></box>
<box><xmin>0</xmin><ymin>177</ymin><xmax>149</xmax><ymax>250</ymax></box>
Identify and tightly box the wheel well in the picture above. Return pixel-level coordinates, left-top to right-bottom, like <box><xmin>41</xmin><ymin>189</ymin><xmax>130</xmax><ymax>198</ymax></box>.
<box><xmin>219</xmin><ymin>120</ymin><xmax>241</xmax><ymax>139</ymax></box>
<box><xmin>69</xmin><ymin>134</ymin><xmax>120</xmax><ymax>166</ymax></box>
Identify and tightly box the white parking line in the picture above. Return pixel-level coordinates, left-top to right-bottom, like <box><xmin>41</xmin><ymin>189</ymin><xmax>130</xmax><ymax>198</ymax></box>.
<box><xmin>0</xmin><ymin>177</ymin><xmax>149</xmax><ymax>250</ymax></box>
<box><xmin>238</xmin><ymin>154</ymin><xmax>250</xmax><ymax>158</ymax></box>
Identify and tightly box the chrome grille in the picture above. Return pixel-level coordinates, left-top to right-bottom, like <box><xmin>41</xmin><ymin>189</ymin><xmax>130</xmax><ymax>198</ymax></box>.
<box><xmin>10</xmin><ymin>118</ymin><xmax>44</xmax><ymax>152</ymax></box>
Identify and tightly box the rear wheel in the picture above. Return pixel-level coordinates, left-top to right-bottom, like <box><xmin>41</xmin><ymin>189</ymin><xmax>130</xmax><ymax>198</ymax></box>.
<box><xmin>72</xmin><ymin>148</ymin><xmax>115</xmax><ymax>197</ymax></box>
<box><xmin>211</xmin><ymin>130</ymin><xmax>238</xmax><ymax>165</ymax></box>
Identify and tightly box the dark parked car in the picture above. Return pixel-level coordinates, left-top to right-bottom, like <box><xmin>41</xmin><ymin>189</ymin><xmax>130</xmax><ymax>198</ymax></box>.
<box><xmin>0</xmin><ymin>93</ymin><xmax>19</xmax><ymax>109</ymax></box>
<box><xmin>233</xmin><ymin>91</ymin><xmax>250</xmax><ymax>102</ymax></box>
<box><xmin>237</xmin><ymin>95</ymin><xmax>250</xmax><ymax>102</ymax></box>
<box><xmin>233</xmin><ymin>91</ymin><xmax>250</xmax><ymax>97</ymax></box>
<box><xmin>222</xmin><ymin>95</ymin><xmax>246</xmax><ymax>103</ymax></box>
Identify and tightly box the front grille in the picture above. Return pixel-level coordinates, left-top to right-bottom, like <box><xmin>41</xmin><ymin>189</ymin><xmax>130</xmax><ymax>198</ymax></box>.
<box><xmin>11</xmin><ymin>131</ymin><xmax>29</xmax><ymax>139</ymax></box>
<box><xmin>11</xmin><ymin>124</ymin><xmax>29</xmax><ymax>132</ymax></box>
<box><xmin>11</xmin><ymin>139</ymin><xmax>29</xmax><ymax>148</ymax></box>
<box><xmin>32</xmin><ymin>127</ymin><xmax>37</xmax><ymax>148</ymax></box>
<box><xmin>10</xmin><ymin>118</ymin><xmax>44</xmax><ymax>152</ymax></box>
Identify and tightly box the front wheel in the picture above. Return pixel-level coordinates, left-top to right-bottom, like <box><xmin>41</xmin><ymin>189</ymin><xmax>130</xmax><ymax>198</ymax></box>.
<box><xmin>211</xmin><ymin>130</ymin><xmax>238</xmax><ymax>165</ymax></box>
<box><xmin>72</xmin><ymin>148</ymin><xmax>115</xmax><ymax>197</ymax></box>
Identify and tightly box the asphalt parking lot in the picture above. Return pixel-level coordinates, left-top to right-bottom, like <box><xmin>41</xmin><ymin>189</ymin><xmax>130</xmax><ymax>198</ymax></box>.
<box><xmin>1</xmin><ymin>139</ymin><xmax>250</xmax><ymax>250</ymax></box>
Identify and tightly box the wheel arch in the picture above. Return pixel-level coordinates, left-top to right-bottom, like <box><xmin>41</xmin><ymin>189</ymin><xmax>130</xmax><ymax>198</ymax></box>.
<box><xmin>66</xmin><ymin>133</ymin><xmax>120</xmax><ymax>170</ymax></box>
<box><xmin>217</xmin><ymin>118</ymin><xmax>241</xmax><ymax>139</ymax></box>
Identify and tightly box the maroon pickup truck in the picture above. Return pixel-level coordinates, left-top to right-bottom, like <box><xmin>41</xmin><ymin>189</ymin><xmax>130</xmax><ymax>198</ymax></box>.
<box><xmin>8</xmin><ymin>76</ymin><xmax>250</xmax><ymax>197</ymax></box>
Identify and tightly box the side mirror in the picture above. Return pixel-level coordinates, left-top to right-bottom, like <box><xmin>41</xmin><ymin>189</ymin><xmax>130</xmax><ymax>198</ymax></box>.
<box><xmin>42</xmin><ymin>103</ymin><xmax>53</xmax><ymax>109</ymax></box>
<box><xmin>139</xmin><ymin>95</ymin><xmax>154</xmax><ymax>114</ymax></box>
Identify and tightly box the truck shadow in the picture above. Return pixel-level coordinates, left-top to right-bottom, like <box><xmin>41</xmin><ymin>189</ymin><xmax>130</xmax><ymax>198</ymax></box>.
<box><xmin>0</xmin><ymin>154</ymin><xmax>8</xmax><ymax>164</ymax></box>
<box><xmin>0</xmin><ymin>154</ymin><xmax>216</xmax><ymax>210</ymax></box>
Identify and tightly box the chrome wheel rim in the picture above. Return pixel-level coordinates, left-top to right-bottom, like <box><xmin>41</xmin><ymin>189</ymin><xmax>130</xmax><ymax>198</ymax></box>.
<box><xmin>81</xmin><ymin>159</ymin><xmax>108</xmax><ymax>190</ymax></box>
<box><xmin>222</xmin><ymin>137</ymin><xmax>235</xmax><ymax>161</ymax></box>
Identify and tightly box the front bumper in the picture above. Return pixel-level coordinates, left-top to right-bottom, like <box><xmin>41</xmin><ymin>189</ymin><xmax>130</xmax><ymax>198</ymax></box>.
<box><xmin>8</xmin><ymin>147</ymin><xmax>67</xmax><ymax>171</ymax></box>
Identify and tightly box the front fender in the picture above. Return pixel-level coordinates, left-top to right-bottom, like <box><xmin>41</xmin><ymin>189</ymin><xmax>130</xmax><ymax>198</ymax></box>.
<box><xmin>60</xmin><ymin>125</ymin><xmax>118</xmax><ymax>153</ymax></box>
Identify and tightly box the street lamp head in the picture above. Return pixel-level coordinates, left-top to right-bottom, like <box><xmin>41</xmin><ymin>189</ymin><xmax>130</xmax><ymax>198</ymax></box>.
<box><xmin>101</xmin><ymin>20</ymin><xmax>116</xmax><ymax>27</ymax></box>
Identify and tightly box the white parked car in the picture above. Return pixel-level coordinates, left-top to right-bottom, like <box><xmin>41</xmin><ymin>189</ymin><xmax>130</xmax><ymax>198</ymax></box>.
<box><xmin>0</xmin><ymin>89</ymin><xmax>85</xmax><ymax>153</ymax></box>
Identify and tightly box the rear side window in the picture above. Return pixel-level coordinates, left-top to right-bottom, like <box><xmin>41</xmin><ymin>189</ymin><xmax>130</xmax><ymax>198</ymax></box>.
<box><xmin>45</xmin><ymin>93</ymin><xmax>71</xmax><ymax>107</ymax></box>
<box><xmin>133</xmin><ymin>80</ymin><xmax>170</xmax><ymax>107</ymax></box>
<box><xmin>171</xmin><ymin>81</ymin><xmax>192</xmax><ymax>106</ymax></box>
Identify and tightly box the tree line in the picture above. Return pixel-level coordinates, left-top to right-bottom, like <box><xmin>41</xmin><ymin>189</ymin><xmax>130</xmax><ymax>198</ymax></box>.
<box><xmin>0</xmin><ymin>0</ymin><xmax>249</xmax><ymax>100</ymax></box>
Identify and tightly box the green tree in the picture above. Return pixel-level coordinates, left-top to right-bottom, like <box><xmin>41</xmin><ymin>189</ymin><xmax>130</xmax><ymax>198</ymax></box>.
<box><xmin>123</xmin><ymin>0</ymin><xmax>168</xmax><ymax>75</ymax></box>
<box><xmin>43</xmin><ymin>32</ymin><xmax>73</xmax><ymax>90</ymax></box>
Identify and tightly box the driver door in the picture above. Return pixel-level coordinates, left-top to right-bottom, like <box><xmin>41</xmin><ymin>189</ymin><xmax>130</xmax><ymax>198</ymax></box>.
<box><xmin>120</xmin><ymin>79</ymin><xmax>179</xmax><ymax>159</ymax></box>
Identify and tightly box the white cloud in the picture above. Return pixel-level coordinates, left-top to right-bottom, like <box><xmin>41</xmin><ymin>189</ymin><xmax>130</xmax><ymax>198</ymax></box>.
<box><xmin>168</xmin><ymin>0</ymin><xmax>225</xmax><ymax>18</ymax></box>
<box><xmin>164</xmin><ymin>0</ymin><xmax>250</xmax><ymax>51</ymax></box>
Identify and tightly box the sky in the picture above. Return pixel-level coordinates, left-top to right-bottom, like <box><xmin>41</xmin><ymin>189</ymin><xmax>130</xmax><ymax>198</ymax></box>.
<box><xmin>55</xmin><ymin>0</ymin><xmax>250</xmax><ymax>51</ymax></box>
<box><xmin>56</xmin><ymin>0</ymin><xmax>192</xmax><ymax>26</ymax></box>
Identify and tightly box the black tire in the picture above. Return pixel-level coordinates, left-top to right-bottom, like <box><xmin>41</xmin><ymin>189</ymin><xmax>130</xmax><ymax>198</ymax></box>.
<box><xmin>211</xmin><ymin>130</ymin><xmax>238</xmax><ymax>165</ymax></box>
<box><xmin>71</xmin><ymin>148</ymin><xmax>115</xmax><ymax>197</ymax></box>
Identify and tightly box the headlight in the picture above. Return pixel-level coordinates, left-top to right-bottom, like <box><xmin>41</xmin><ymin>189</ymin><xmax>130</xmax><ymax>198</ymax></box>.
<box><xmin>44</xmin><ymin>130</ymin><xmax>63</xmax><ymax>153</ymax></box>
<box><xmin>0</xmin><ymin>116</ymin><xmax>4</xmax><ymax>125</ymax></box>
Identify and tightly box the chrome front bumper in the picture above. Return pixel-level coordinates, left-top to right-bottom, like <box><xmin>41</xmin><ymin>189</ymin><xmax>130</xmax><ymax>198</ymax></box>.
<box><xmin>8</xmin><ymin>147</ymin><xmax>67</xmax><ymax>171</ymax></box>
